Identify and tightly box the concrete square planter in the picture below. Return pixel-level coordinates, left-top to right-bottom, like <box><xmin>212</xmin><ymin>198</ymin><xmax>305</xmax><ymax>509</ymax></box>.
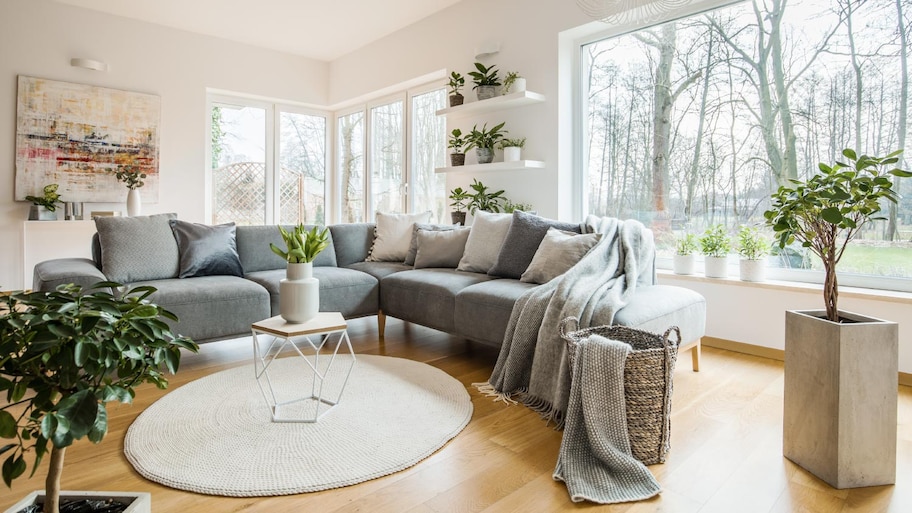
<box><xmin>4</xmin><ymin>491</ymin><xmax>150</xmax><ymax>513</ymax></box>
<box><xmin>783</xmin><ymin>309</ymin><xmax>898</xmax><ymax>489</ymax></box>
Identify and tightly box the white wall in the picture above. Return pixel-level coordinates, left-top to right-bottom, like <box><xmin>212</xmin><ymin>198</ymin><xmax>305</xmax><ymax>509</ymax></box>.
<box><xmin>0</xmin><ymin>0</ymin><xmax>328</xmax><ymax>290</ymax></box>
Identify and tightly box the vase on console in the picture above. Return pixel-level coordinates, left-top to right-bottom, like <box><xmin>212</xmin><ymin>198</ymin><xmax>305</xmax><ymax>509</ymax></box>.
<box><xmin>115</xmin><ymin>165</ymin><xmax>147</xmax><ymax>217</ymax></box>
<box><xmin>127</xmin><ymin>188</ymin><xmax>142</xmax><ymax>217</ymax></box>
<box><xmin>280</xmin><ymin>262</ymin><xmax>319</xmax><ymax>323</ymax></box>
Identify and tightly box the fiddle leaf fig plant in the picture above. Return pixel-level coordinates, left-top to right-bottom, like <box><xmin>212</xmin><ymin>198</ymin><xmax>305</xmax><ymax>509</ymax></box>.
<box><xmin>270</xmin><ymin>225</ymin><xmax>330</xmax><ymax>264</ymax></box>
<box><xmin>448</xmin><ymin>128</ymin><xmax>467</xmax><ymax>154</ymax></box>
<box><xmin>447</xmin><ymin>71</ymin><xmax>464</xmax><ymax>96</ymax></box>
<box><xmin>764</xmin><ymin>148</ymin><xmax>912</xmax><ymax>322</ymax></box>
<box><xmin>0</xmin><ymin>283</ymin><xmax>198</xmax><ymax>513</ymax></box>
<box><xmin>448</xmin><ymin>187</ymin><xmax>471</xmax><ymax>214</ymax></box>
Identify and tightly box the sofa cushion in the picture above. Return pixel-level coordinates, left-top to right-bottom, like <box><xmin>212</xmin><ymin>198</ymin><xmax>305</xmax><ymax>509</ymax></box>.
<box><xmin>347</xmin><ymin>261</ymin><xmax>412</xmax><ymax>281</ymax></box>
<box><xmin>169</xmin><ymin>220</ymin><xmax>244</xmax><ymax>279</ymax></box>
<box><xmin>520</xmin><ymin>228</ymin><xmax>601</xmax><ymax>285</ymax></box>
<box><xmin>329</xmin><ymin>223</ymin><xmax>376</xmax><ymax>267</ymax></box>
<box><xmin>381</xmin><ymin>269</ymin><xmax>497</xmax><ymax>334</ymax></box>
<box><xmin>245</xmin><ymin>267</ymin><xmax>380</xmax><ymax>319</ymax></box>
<box><xmin>455</xmin><ymin>279</ymin><xmax>538</xmax><ymax>346</ymax></box>
<box><xmin>236</xmin><ymin>225</ymin><xmax>337</xmax><ymax>273</ymax></box>
<box><xmin>95</xmin><ymin>213</ymin><xmax>179</xmax><ymax>283</ymax></box>
<box><xmin>130</xmin><ymin>275</ymin><xmax>270</xmax><ymax>343</ymax></box>
<box><xmin>609</xmin><ymin>284</ymin><xmax>706</xmax><ymax>342</ymax></box>
<box><xmin>366</xmin><ymin>211</ymin><xmax>432</xmax><ymax>262</ymax></box>
<box><xmin>404</xmin><ymin>223</ymin><xmax>459</xmax><ymax>266</ymax></box>
<box><xmin>488</xmin><ymin>211</ymin><xmax>581</xmax><ymax>279</ymax></box>
<box><xmin>456</xmin><ymin>211</ymin><xmax>512</xmax><ymax>273</ymax></box>
<box><xmin>414</xmin><ymin>227</ymin><xmax>471</xmax><ymax>269</ymax></box>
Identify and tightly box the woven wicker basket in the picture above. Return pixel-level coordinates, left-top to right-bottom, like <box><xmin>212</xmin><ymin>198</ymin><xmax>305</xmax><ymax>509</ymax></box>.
<box><xmin>559</xmin><ymin>318</ymin><xmax>680</xmax><ymax>465</ymax></box>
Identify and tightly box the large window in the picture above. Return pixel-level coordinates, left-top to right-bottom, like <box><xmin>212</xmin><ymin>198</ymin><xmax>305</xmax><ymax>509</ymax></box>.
<box><xmin>581</xmin><ymin>0</ymin><xmax>912</xmax><ymax>286</ymax></box>
<box><xmin>210</xmin><ymin>97</ymin><xmax>327</xmax><ymax>225</ymax></box>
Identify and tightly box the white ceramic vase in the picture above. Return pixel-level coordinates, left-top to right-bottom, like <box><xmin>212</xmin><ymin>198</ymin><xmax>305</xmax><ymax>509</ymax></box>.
<box><xmin>508</xmin><ymin>77</ymin><xmax>526</xmax><ymax>94</ymax></box>
<box><xmin>673</xmin><ymin>254</ymin><xmax>695</xmax><ymax>275</ymax></box>
<box><xmin>739</xmin><ymin>258</ymin><xmax>766</xmax><ymax>282</ymax></box>
<box><xmin>126</xmin><ymin>188</ymin><xmax>142</xmax><ymax>217</ymax></box>
<box><xmin>280</xmin><ymin>262</ymin><xmax>319</xmax><ymax>323</ymax></box>
<box><xmin>503</xmin><ymin>146</ymin><xmax>522</xmax><ymax>162</ymax></box>
<box><xmin>703</xmin><ymin>255</ymin><xmax>729</xmax><ymax>278</ymax></box>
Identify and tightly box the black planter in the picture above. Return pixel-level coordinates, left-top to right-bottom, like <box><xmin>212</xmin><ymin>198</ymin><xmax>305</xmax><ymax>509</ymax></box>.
<box><xmin>449</xmin><ymin>94</ymin><xmax>464</xmax><ymax>107</ymax></box>
<box><xmin>450</xmin><ymin>153</ymin><xmax>466</xmax><ymax>166</ymax></box>
<box><xmin>451</xmin><ymin>211</ymin><xmax>467</xmax><ymax>225</ymax></box>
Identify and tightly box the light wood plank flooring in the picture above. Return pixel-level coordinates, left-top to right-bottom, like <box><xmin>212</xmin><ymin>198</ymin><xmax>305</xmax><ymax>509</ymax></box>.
<box><xmin>2</xmin><ymin>316</ymin><xmax>911</xmax><ymax>512</ymax></box>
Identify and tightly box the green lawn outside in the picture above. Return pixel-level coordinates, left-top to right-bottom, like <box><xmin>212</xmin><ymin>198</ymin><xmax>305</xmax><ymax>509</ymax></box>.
<box><xmin>812</xmin><ymin>245</ymin><xmax>912</xmax><ymax>278</ymax></box>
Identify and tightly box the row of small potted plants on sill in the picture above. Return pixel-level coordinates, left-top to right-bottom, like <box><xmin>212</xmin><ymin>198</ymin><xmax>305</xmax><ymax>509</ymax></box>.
<box><xmin>448</xmin><ymin>122</ymin><xmax>526</xmax><ymax>166</ymax></box>
<box><xmin>673</xmin><ymin>224</ymin><xmax>771</xmax><ymax>282</ymax></box>
<box><xmin>448</xmin><ymin>63</ymin><xmax>526</xmax><ymax>107</ymax></box>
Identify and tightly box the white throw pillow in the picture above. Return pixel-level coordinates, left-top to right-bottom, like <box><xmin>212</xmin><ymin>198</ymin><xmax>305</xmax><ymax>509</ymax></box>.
<box><xmin>366</xmin><ymin>211</ymin><xmax>432</xmax><ymax>262</ymax></box>
<box><xmin>456</xmin><ymin>210</ymin><xmax>513</xmax><ymax>273</ymax></box>
<box><xmin>520</xmin><ymin>228</ymin><xmax>602</xmax><ymax>284</ymax></box>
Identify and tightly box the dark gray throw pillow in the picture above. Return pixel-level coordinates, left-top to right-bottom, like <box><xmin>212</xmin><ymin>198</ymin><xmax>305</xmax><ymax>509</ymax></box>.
<box><xmin>488</xmin><ymin>210</ymin><xmax>582</xmax><ymax>279</ymax></box>
<box><xmin>403</xmin><ymin>223</ymin><xmax>459</xmax><ymax>266</ymax></box>
<box><xmin>169</xmin><ymin>220</ymin><xmax>244</xmax><ymax>278</ymax></box>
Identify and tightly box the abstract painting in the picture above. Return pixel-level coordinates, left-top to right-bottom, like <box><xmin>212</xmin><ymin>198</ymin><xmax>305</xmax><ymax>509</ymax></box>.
<box><xmin>15</xmin><ymin>76</ymin><xmax>160</xmax><ymax>203</ymax></box>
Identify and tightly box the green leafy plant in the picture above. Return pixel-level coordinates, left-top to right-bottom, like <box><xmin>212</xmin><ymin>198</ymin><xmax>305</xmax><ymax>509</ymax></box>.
<box><xmin>25</xmin><ymin>184</ymin><xmax>62</xmax><ymax>212</ymax></box>
<box><xmin>0</xmin><ymin>283</ymin><xmax>198</xmax><ymax>513</ymax></box>
<box><xmin>764</xmin><ymin>148</ymin><xmax>912</xmax><ymax>321</ymax></box>
<box><xmin>502</xmin><ymin>71</ymin><xmax>521</xmax><ymax>93</ymax></box>
<box><xmin>737</xmin><ymin>225</ymin><xmax>770</xmax><ymax>260</ymax></box>
<box><xmin>448</xmin><ymin>128</ymin><xmax>467</xmax><ymax>154</ymax></box>
<box><xmin>499</xmin><ymin>137</ymin><xmax>526</xmax><ymax>149</ymax></box>
<box><xmin>465</xmin><ymin>122</ymin><xmax>507</xmax><ymax>151</ymax></box>
<box><xmin>503</xmin><ymin>199</ymin><xmax>533</xmax><ymax>213</ymax></box>
<box><xmin>448</xmin><ymin>187</ymin><xmax>471</xmax><ymax>213</ymax></box>
<box><xmin>699</xmin><ymin>224</ymin><xmax>732</xmax><ymax>258</ymax></box>
<box><xmin>467</xmin><ymin>179</ymin><xmax>506</xmax><ymax>214</ymax></box>
<box><xmin>468</xmin><ymin>62</ymin><xmax>501</xmax><ymax>89</ymax></box>
<box><xmin>114</xmin><ymin>165</ymin><xmax>147</xmax><ymax>190</ymax></box>
<box><xmin>269</xmin><ymin>224</ymin><xmax>330</xmax><ymax>264</ymax></box>
<box><xmin>675</xmin><ymin>233</ymin><xmax>698</xmax><ymax>256</ymax></box>
<box><xmin>448</xmin><ymin>71</ymin><xmax>464</xmax><ymax>96</ymax></box>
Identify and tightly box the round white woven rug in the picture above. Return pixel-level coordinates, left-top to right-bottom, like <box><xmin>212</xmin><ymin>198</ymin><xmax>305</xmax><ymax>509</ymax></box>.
<box><xmin>124</xmin><ymin>354</ymin><xmax>472</xmax><ymax>497</ymax></box>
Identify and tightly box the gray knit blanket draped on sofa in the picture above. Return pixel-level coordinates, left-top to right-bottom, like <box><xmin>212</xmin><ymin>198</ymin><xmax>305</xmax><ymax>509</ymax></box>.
<box><xmin>477</xmin><ymin>215</ymin><xmax>660</xmax><ymax>503</ymax></box>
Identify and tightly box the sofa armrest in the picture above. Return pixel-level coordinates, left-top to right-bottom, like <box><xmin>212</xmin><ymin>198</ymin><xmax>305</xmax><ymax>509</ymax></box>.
<box><xmin>33</xmin><ymin>258</ymin><xmax>107</xmax><ymax>292</ymax></box>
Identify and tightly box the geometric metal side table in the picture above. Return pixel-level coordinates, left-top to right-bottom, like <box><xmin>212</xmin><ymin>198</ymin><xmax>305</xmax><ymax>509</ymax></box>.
<box><xmin>251</xmin><ymin>312</ymin><xmax>356</xmax><ymax>423</ymax></box>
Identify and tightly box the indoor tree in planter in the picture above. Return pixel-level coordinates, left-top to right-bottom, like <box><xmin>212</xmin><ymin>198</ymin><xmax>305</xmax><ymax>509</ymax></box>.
<box><xmin>448</xmin><ymin>128</ymin><xmax>467</xmax><ymax>167</ymax></box>
<box><xmin>699</xmin><ymin>224</ymin><xmax>732</xmax><ymax>278</ymax></box>
<box><xmin>499</xmin><ymin>137</ymin><xmax>526</xmax><ymax>162</ymax></box>
<box><xmin>764</xmin><ymin>148</ymin><xmax>911</xmax><ymax>489</ymax></box>
<box><xmin>736</xmin><ymin>225</ymin><xmax>769</xmax><ymax>282</ymax></box>
<box><xmin>0</xmin><ymin>283</ymin><xmax>199</xmax><ymax>513</ymax></box>
<box><xmin>25</xmin><ymin>184</ymin><xmax>62</xmax><ymax>221</ymax></box>
<box><xmin>467</xmin><ymin>178</ymin><xmax>506</xmax><ymax>214</ymax></box>
<box><xmin>448</xmin><ymin>187</ymin><xmax>471</xmax><ymax>225</ymax></box>
<box><xmin>465</xmin><ymin>122</ymin><xmax>506</xmax><ymax>164</ymax></box>
<box><xmin>468</xmin><ymin>62</ymin><xmax>501</xmax><ymax>101</ymax></box>
<box><xmin>270</xmin><ymin>224</ymin><xmax>330</xmax><ymax>323</ymax></box>
<box><xmin>447</xmin><ymin>71</ymin><xmax>465</xmax><ymax>107</ymax></box>
<box><xmin>673</xmin><ymin>233</ymin><xmax>698</xmax><ymax>275</ymax></box>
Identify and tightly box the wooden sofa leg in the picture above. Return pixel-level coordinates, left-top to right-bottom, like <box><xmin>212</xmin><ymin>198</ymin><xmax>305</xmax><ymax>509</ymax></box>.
<box><xmin>691</xmin><ymin>338</ymin><xmax>701</xmax><ymax>372</ymax></box>
<box><xmin>377</xmin><ymin>310</ymin><xmax>386</xmax><ymax>339</ymax></box>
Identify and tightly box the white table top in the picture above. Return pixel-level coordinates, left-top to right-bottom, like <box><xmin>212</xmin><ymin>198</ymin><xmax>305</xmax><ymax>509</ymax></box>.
<box><xmin>251</xmin><ymin>312</ymin><xmax>347</xmax><ymax>337</ymax></box>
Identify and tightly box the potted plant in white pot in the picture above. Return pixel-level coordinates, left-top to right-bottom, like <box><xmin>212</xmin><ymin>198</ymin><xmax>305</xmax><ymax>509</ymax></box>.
<box><xmin>765</xmin><ymin>148</ymin><xmax>911</xmax><ymax>489</ymax></box>
<box><xmin>447</xmin><ymin>71</ymin><xmax>465</xmax><ymax>107</ymax></box>
<box><xmin>699</xmin><ymin>224</ymin><xmax>731</xmax><ymax>278</ymax></box>
<box><xmin>502</xmin><ymin>71</ymin><xmax>526</xmax><ymax>94</ymax></box>
<box><xmin>673</xmin><ymin>233</ymin><xmax>698</xmax><ymax>275</ymax></box>
<box><xmin>499</xmin><ymin>137</ymin><xmax>526</xmax><ymax>162</ymax></box>
<box><xmin>270</xmin><ymin>224</ymin><xmax>330</xmax><ymax>324</ymax></box>
<box><xmin>114</xmin><ymin>165</ymin><xmax>147</xmax><ymax>217</ymax></box>
<box><xmin>448</xmin><ymin>128</ymin><xmax>467</xmax><ymax>167</ymax></box>
<box><xmin>468</xmin><ymin>62</ymin><xmax>501</xmax><ymax>101</ymax></box>
<box><xmin>1</xmin><ymin>283</ymin><xmax>199</xmax><ymax>513</ymax></box>
<box><xmin>25</xmin><ymin>184</ymin><xmax>62</xmax><ymax>221</ymax></box>
<box><xmin>448</xmin><ymin>187</ymin><xmax>471</xmax><ymax>225</ymax></box>
<box><xmin>465</xmin><ymin>122</ymin><xmax>506</xmax><ymax>165</ymax></box>
<box><xmin>736</xmin><ymin>225</ymin><xmax>769</xmax><ymax>282</ymax></box>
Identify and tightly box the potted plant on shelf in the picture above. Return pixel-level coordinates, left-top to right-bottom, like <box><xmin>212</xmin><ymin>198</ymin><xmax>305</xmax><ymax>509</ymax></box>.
<box><xmin>699</xmin><ymin>224</ymin><xmax>731</xmax><ymax>278</ymax></box>
<box><xmin>502</xmin><ymin>71</ymin><xmax>526</xmax><ymax>94</ymax></box>
<box><xmin>468</xmin><ymin>62</ymin><xmax>501</xmax><ymax>101</ymax></box>
<box><xmin>0</xmin><ymin>282</ymin><xmax>198</xmax><ymax>513</ymax></box>
<box><xmin>765</xmin><ymin>148</ymin><xmax>911</xmax><ymax>489</ymax></box>
<box><xmin>25</xmin><ymin>184</ymin><xmax>62</xmax><ymax>221</ymax></box>
<box><xmin>499</xmin><ymin>137</ymin><xmax>526</xmax><ymax>162</ymax></box>
<box><xmin>467</xmin><ymin>178</ymin><xmax>506</xmax><ymax>214</ymax></box>
<box><xmin>447</xmin><ymin>71</ymin><xmax>465</xmax><ymax>107</ymax></box>
<box><xmin>503</xmin><ymin>199</ymin><xmax>533</xmax><ymax>213</ymax></box>
<box><xmin>448</xmin><ymin>128</ymin><xmax>467</xmax><ymax>167</ymax></box>
<box><xmin>466</xmin><ymin>122</ymin><xmax>507</xmax><ymax>165</ymax></box>
<box><xmin>270</xmin><ymin>224</ymin><xmax>330</xmax><ymax>324</ymax></box>
<box><xmin>736</xmin><ymin>225</ymin><xmax>769</xmax><ymax>282</ymax></box>
<box><xmin>448</xmin><ymin>187</ymin><xmax>471</xmax><ymax>225</ymax></box>
<box><xmin>673</xmin><ymin>233</ymin><xmax>698</xmax><ymax>275</ymax></box>
<box><xmin>114</xmin><ymin>165</ymin><xmax>147</xmax><ymax>217</ymax></box>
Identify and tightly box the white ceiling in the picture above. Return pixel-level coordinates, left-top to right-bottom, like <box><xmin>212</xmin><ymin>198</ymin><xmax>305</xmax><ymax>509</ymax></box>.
<box><xmin>55</xmin><ymin>0</ymin><xmax>464</xmax><ymax>61</ymax></box>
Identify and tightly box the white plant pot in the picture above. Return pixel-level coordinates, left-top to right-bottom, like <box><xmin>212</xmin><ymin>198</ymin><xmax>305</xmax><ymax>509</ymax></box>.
<box><xmin>503</xmin><ymin>146</ymin><xmax>522</xmax><ymax>162</ymax></box>
<box><xmin>505</xmin><ymin>77</ymin><xmax>526</xmax><ymax>94</ymax></box>
<box><xmin>5</xmin><ymin>490</ymin><xmax>151</xmax><ymax>513</ymax></box>
<box><xmin>126</xmin><ymin>188</ymin><xmax>142</xmax><ymax>217</ymax></box>
<box><xmin>739</xmin><ymin>258</ymin><xmax>766</xmax><ymax>282</ymax></box>
<box><xmin>703</xmin><ymin>255</ymin><xmax>729</xmax><ymax>278</ymax></box>
<box><xmin>28</xmin><ymin>205</ymin><xmax>57</xmax><ymax>221</ymax></box>
<box><xmin>673</xmin><ymin>254</ymin><xmax>695</xmax><ymax>275</ymax></box>
<box><xmin>280</xmin><ymin>262</ymin><xmax>319</xmax><ymax>323</ymax></box>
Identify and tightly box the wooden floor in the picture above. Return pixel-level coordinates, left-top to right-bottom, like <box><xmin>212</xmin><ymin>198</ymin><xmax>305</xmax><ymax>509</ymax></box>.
<box><xmin>3</xmin><ymin>316</ymin><xmax>911</xmax><ymax>513</ymax></box>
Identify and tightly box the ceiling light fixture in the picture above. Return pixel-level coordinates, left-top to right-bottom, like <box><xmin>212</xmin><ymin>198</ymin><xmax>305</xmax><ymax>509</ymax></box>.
<box><xmin>474</xmin><ymin>41</ymin><xmax>500</xmax><ymax>60</ymax></box>
<box><xmin>70</xmin><ymin>58</ymin><xmax>108</xmax><ymax>72</ymax></box>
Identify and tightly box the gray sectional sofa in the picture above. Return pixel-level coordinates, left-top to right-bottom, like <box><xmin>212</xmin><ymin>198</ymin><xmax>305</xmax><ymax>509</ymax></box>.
<box><xmin>32</xmin><ymin>214</ymin><xmax>707</xmax><ymax>370</ymax></box>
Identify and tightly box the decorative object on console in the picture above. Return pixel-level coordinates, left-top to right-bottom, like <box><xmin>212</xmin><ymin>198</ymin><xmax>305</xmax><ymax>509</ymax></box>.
<box><xmin>466</xmin><ymin>122</ymin><xmax>506</xmax><ymax>164</ymax></box>
<box><xmin>766</xmin><ymin>148</ymin><xmax>910</xmax><ymax>488</ymax></box>
<box><xmin>468</xmin><ymin>62</ymin><xmax>501</xmax><ymax>100</ymax></box>
<box><xmin>502</xmin><ymin>71</ymin><xmax>526</xmax><ymax>94</ymax></box>
<box><xmin>673</xmin><ymin>232</ymin><xmax>697</xmax><ymax>275</ymax></box>
<box><xmin>448</xmin><ymin>186</ymin><xmax>471</xmax><ymax>225</ymax></box>
<box><xmin>115</xmin><ymin>165</ymin><xmax>148</xmax><ymax>217</ymax></box>
<box><xmin>25</xmin><ymin>183</ymin><xmax>62</xmax><ymax>220</ymax></box>
<box><xmin>447</xmin><ymin>71</ymin><xmax>465</xmax><ymax>107</ymax></box>
<box><xmin>15</xmin><ymin>76</ymin><xmax>161</xmax><ymax>204</ymax></box>
<box><xmin>736</xmin><ymin>225</ymin><xmax>769</xmax><ymax>282</ymax></box>
<box><xmin>169</xmin><ymin>220</ymin><xmax>244</xmax><ymax>279</ymax></box>
<box><xmin>269</xmin><ymin>224</ymin><xmax>330</xmax><ymax>323</ymax></box>
<box><xmin>448</xmin><ymin>128</ymin><xmax>467</xmax><ymax>167</ymax></box>
<box><xmin>699</xmin><ymin>224</ymin><xmax>731</xmax><ymax>278</ymax></box>
<box><xmin>499</xmin><ymin>137</ymin><xmax>526</xmax><ymax>162</ymax></box>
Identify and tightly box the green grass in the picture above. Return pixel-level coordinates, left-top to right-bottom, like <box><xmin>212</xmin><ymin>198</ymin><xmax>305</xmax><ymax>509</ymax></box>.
<box><xmin>813</xmin><ymin>245</ymin><xmax>912</xmax><ymax>277</ymax></box>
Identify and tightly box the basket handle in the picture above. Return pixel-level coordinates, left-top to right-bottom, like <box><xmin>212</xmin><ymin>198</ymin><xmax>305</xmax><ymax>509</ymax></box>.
<box><xmin>559</xmin><ymin>317</ymin><xmax>580</xmax><ymax>340</ymax></box>
<box><xmin>662</xmin><ymin>326</ymin><xmax>681</xmax><ymax>348</ymax></box>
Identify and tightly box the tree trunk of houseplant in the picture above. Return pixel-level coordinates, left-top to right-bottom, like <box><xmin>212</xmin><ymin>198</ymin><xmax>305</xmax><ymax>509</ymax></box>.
<box><xmin>44</xmin><ymin>446</ymin><xmax>65</xmax><ymax>513</ymax></box>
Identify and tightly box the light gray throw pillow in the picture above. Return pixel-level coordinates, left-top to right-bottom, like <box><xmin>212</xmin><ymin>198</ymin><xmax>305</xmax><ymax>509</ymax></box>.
<box><xmin>520</xmin><ymin>228</ymin><xmax>602</xmax><ymax>284</ymax></box>
<box><xmin>95</xmin><ymin>213</ymin><xmax>179</xmax><ymax>283</ymax></box>
<box><xmin>456</xmin><ymin>210</ymin><xmax>513</xmax><ymax>273</ymax></box>
<box><xmin>404</xmin><ymin>223</ymin><xmax>459</xmax><ymax>266</ymax></box>
<box><xmin>366</xmin><ymin>211</ymin><xmax>432</xmax><ymax>262</ymax></box>
<box><xmin>414</xmin><ymin>227</ymin><xmax>471</xmax><ymax>269</ymax></box>
<box><xmin>488</xmin><ymin>210</ymin><xmax>582</xmax><ymax>279</ymax></box>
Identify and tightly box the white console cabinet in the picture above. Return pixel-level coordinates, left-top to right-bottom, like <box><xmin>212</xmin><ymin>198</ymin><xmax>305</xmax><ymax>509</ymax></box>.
<box><xmin>22</xmin><ymin>220</ymin><xmax>97</xmax><ymax>290</ymax></box>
